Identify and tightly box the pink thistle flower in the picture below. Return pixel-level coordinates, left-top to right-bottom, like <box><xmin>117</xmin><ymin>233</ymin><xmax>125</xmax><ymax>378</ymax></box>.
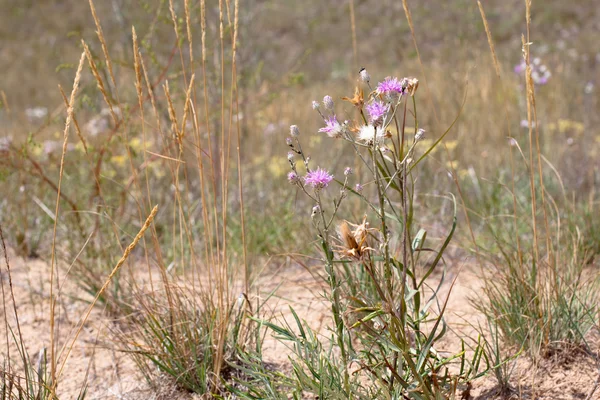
<box><xmin>318</xmin><ymin>115</ymin><xmax>343</xmax><ymax>138</ymax></box>
<box><xmin>365</xmin><ymin>101</ymin><xmax>388</xmax><ymax>124</ymax></box>
<box><xmin>377</xmin><ymin>76</ymin><xmax>404</xmax><ymax>94</ymax></box>
<box><xmin>377</xmin><ymin>76</ymin><xmax>406</xmax><ymax>103</ymax></box>
<box><xmin>304</xmin><ymin>168</ymin><xmax>334</xmax><ymax>190</ymax></box>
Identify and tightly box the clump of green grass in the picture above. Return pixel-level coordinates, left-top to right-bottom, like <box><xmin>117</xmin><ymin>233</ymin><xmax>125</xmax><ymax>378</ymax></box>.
<box><xmin>469</xmin><ymin>1</ymin><xmax>600</xmax><ymax>366</ymax></box>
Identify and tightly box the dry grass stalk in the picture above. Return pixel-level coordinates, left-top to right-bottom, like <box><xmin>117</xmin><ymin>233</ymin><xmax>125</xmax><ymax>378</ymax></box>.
<box><xmin>56</xmin><ymin>205</ymin><xmax>159</xmax><ymax>382</ymax></box>
<box><xmin>477</xmin><ymin>0</ymin><xmax>523</xmax><ymax>267</ymax></box>
<box><xmin>58</xmin><ymin>85</ymin><xmax>88</xmax><ymax>154</ymax></box>
<box><xmin>82</xmin><ymin>40</ymin><xmax>119</xmax><ymax>125</ymax></box>
<box><xmin>88</xmin><ymin>0</ymin><xmax>117</xmax><ymax>93</ymax></box>
<box><xmin>0</xmin><ymin>90</ymin><xmax>9</xmax><ymax>114</ymax></box>
<box><xmin>49</xmin><ymin>50</ymin><xmax>85</xmax><ymax>392</ymax></box>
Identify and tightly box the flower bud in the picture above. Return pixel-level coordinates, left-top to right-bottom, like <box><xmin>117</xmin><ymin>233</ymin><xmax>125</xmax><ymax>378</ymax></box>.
<box><xmin>359</xmin><ymin>68</ymin><xmax>370</xmax><ymax>83</ymax></box>
<box><xmin>290</xmin><ymin>125</ymin><xmax>300</xmax><ymax>137</ymax></box>
<box><xmin>323</xmin><ymin>95</ymin><xmax>334</xmax><ymax>111</ymax></box>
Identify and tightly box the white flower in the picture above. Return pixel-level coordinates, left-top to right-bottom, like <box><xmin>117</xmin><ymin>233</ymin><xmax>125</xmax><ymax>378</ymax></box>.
<box><xmin>358</xmin><ymin>125</ymin><xmax>386</xmax><ymax>145</ymax></box>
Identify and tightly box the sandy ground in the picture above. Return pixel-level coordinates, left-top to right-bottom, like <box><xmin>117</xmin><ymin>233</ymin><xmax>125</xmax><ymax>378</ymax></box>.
<box><xmin>1</xmin><ymin>250</ymin><xmax>599</xmax><ymax>399</ymax></box>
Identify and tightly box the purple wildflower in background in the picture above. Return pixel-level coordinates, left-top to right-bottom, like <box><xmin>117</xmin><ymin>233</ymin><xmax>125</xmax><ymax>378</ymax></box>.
<box><xmin>365</xmin><ymin>101</ymin><xmax>388</xmax><ymax>124</ymax></box>
<box><xmin>344</xmin><ymin>167</ymin><xmax>353</xmax><ymax>176</ymax></box>
<box><xmin>318</xmin><ymin>115</ymin><xmax>343</xmax><ymax>138</ymax></box>
<box><xmin>304</xmin><ymin>168</ymin><xmax>334</xmax><ymax>190</ymax></box>
<box><xmin>355</xmin><ymin>183</ymin><xmax>363</xmax><ymax>193</ymax></box>
<box><xmin>514</xmin><ymin>58</ymin><xmax>551</xmax><ymax>85</ymax></box>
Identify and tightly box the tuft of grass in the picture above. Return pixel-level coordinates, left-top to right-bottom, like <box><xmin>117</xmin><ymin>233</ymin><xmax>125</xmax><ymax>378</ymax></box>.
<box><xmin>470</xmin><ymin>0</ymin><xmax>600</xmax><ymax>363</ymax></box>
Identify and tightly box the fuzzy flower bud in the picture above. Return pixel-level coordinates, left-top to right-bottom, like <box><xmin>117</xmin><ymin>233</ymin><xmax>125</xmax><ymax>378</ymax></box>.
<box><xmin>312</xmin><ymin>100</ymin><xmax>320</xmax><ymax>110</ymax></box>
<box><xmin>288</xmin><ymin>171</ymin><xmax>300</xmax><ymax>184</ymax></box>
<box><xmin>415</xmin><ymin>128</ymin><xmax>425</xmax><ymax>142</ymax></box>
<box><xmin>344</xmin><ymin>167</ymin><xmax>353</xmax><ymax>176</ymax></box>
<box><xmin>323</xmin><ymin>95</ymin><xmax>334</xmax><ymax>111</ymax></box>
<box><xmin>359</xmin><ymin>68</ymin><xmax>370</xmax><ymax>83</ymax></box>
<box><xmin>290</xmin><ymin>125</ymin><xmax>300</xmax><ymax>137</ymax></box>
<box><xmin>287</xmin><ymin>152</ymin><xmax>295</xmax><ymax>161</ymax></box>
<box><xmin>355</xmin><ymin>183</ymin><xmax>363</xmax><ymax>193</ymax></box>
<box><xmin>285</xmin><ymin>137</ymin><xmax>293</xmax><ymax>146</ymax></box>
<box><xmin>311</xmin><ymin>204</ymin><xmax>321</xmax><ymax>218</ymax></box>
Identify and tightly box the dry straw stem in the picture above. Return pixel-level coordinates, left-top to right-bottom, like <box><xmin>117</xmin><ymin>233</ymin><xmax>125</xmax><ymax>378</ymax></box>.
<box><xmin>401</xmin><ymin>0</ymin><xmax>481</xmax><ymax>266</ymax></box>
<box><xmin>82</xmin><ymin>40</ymin><xmax>119</xmax><ymax>125</ymax></box>
<box><xmin>0</xmin><ymin>90</ymin><xmax>9</xmax><ymax>114</ymax></box>
<box><xmin>477</xmin><ymin>0</ymin><xmax>522</xmax><ymax>265</ymax></box>
<box><xmin>0</xmin><ymin>224</ymin><xmax>28</xmax><ymax>390</ymax></box>
<box><xmin>348</xmin><ymin>0</ymin><xmax>358</xmax><ymax>71</ymax></box>
<box><xmin>88</xmin><ymin>0</ymin><xmax>117</xmax><ymax>93</ymax></box>
<box><xmin>58</xmin><ymin>85</ymin><xmax>88</xmax><ymax>154</ymax></box>
<box><xmin>49</xmin><ymin>50</ymin><xmax>86</xmax><ymax>390</ymax></box>
<box><xmin>169</xmin><ymin>0</ymin><xmax>189</xmax><ymax>86</ymax></box>
<box><xmin>56</xmin><ymin>205</ymin><xmax>159</xmax><ymax>382</ymax></box>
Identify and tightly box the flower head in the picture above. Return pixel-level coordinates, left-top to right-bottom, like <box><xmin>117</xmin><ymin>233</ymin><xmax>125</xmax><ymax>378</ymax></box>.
<box><xmin>323</xmin><ymin>95</ymin><xmax>335</xmax><ymax>111</ymax></box>
<box><xmin>358</xmin><ymin>125</ymin><xmax>387</xmax><ymax>146</ymax></box>
<box><xmin>288</xmin><ymin>171</ymin><xmax>300</xmax><ymax>184</ymax></box>
<box><xmin>318</xmin><ymin>115</ymin><xmax>343</xmax><ymax>138</ymax></box>
<box><xmin>304</xmin><ymin>168</ymin><xmax>334</xmax><ymax>190</ymax></box>
<box><xmin>377</xmin><ymin>76</ymin><xmax>405</xmax><ymax>102</ymax></box>
<box><xmin>285</xmin><ymin>137</ymin><xmax>293</xmax><ymax>146</ymax></box>
<box><xmin>355</xmin><ymin>183</ymin><xmax>364</xmax><ymax>193</ymax></box>
<box><xmin>312</xmin><ymin>100</ymin><xmax>320</xmax><ymax>110</ymax></box>
<box><xmin>365</xmin><ymin>101</ymin><xmax>388</xmax><ymax>125</ymax></box>
<box><xmin>344</xmin><ymin>167</ymin><xmax>353</xmax><ymax>176</ymax></box>
<box><xmin>290</xmin><ymin>125</ymin><xmax>300</xmax><ymax>137</ymax></box>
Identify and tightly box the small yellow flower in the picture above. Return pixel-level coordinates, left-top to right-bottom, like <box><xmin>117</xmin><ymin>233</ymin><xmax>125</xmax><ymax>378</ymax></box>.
<box><xmin>110</xmin><ymin>154</ymin><xmax>127</xmax><ymax>167</ymax></box>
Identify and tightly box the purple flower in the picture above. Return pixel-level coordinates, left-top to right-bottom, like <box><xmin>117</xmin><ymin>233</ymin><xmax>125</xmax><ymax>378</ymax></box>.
<box><xmin>318</xmin><ymin>115</ymin><xmax>343</xmax><ymax>138</ymax></box>
<box><xmin>288</xmin><ymin>171</ymin><xmax>300</xmax><ymax>184</ymax></box>
<box><xmin>344</xmin><ymin>167</ymin><xmax>353</xmax><ymax>176</ymax></box>
<box><xmin>304</xmin><ymin>168</ymin><xmax>334</xmax><ymax>190</ymax></box>
<box><xmin>365</xmin><ymin>101</ymin><xmax>388</xmax><ymax>124</ymax></box>
<box><xmin>377</xmin><ymin>77</ymin><xmax>405</xmax><ymax>97</ymax></box>
<box><xmin>355</xmin><ymin>183</ymin><xmax>363</xmax><ymax>193</ymax></box>
<box><xmin>286</xmin><ymin>137</ymin><xmax>293</xmax><ymax>146</ymax></box>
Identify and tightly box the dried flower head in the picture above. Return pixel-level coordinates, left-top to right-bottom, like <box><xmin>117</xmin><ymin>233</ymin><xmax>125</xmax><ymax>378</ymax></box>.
<box><xmin>286</xmin><ymin>137</ymin><xmax>293</xmax><ymax>146</ymax></box>
<box><xmin>355</xmin><ymin>183</ymin><xmax>363</xmax><ymax>193</ymax></box>
<box><xmin>341</xmin><ymin>86</ymin><xmax>364</xmax><ymax>108</ymax></box>
<box><xmin>287</xmin><ymin>151</ymin><xmax>295</xmax><ymax>161</ymax></box>
<box><xmin>336</xmin><ymin>217</ymin><xmax>377</xmax><ymax>260</ymax></box>
<box><xmin>404</xmin><ymin>77</ymin><xmax>419</xmax><ymax>96</ymax></box>
<box><xmin>312</xmin><ymin>100</ymin><xmax>320</xmax><ymax>110</ymax></box>
<box><xmin>304</xmin><ymin>168</ymin><xmax>334</xmax><ymax>190</ymax></box>
<box><xmin>318</xmin><ymin>115</ymin><xmax>343</xmax><ymax>138</ymax></box>
<box><xmin>344</xmin><ymin>167</ymin><xmax>353</xmax><ymax>176</ymax></box>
